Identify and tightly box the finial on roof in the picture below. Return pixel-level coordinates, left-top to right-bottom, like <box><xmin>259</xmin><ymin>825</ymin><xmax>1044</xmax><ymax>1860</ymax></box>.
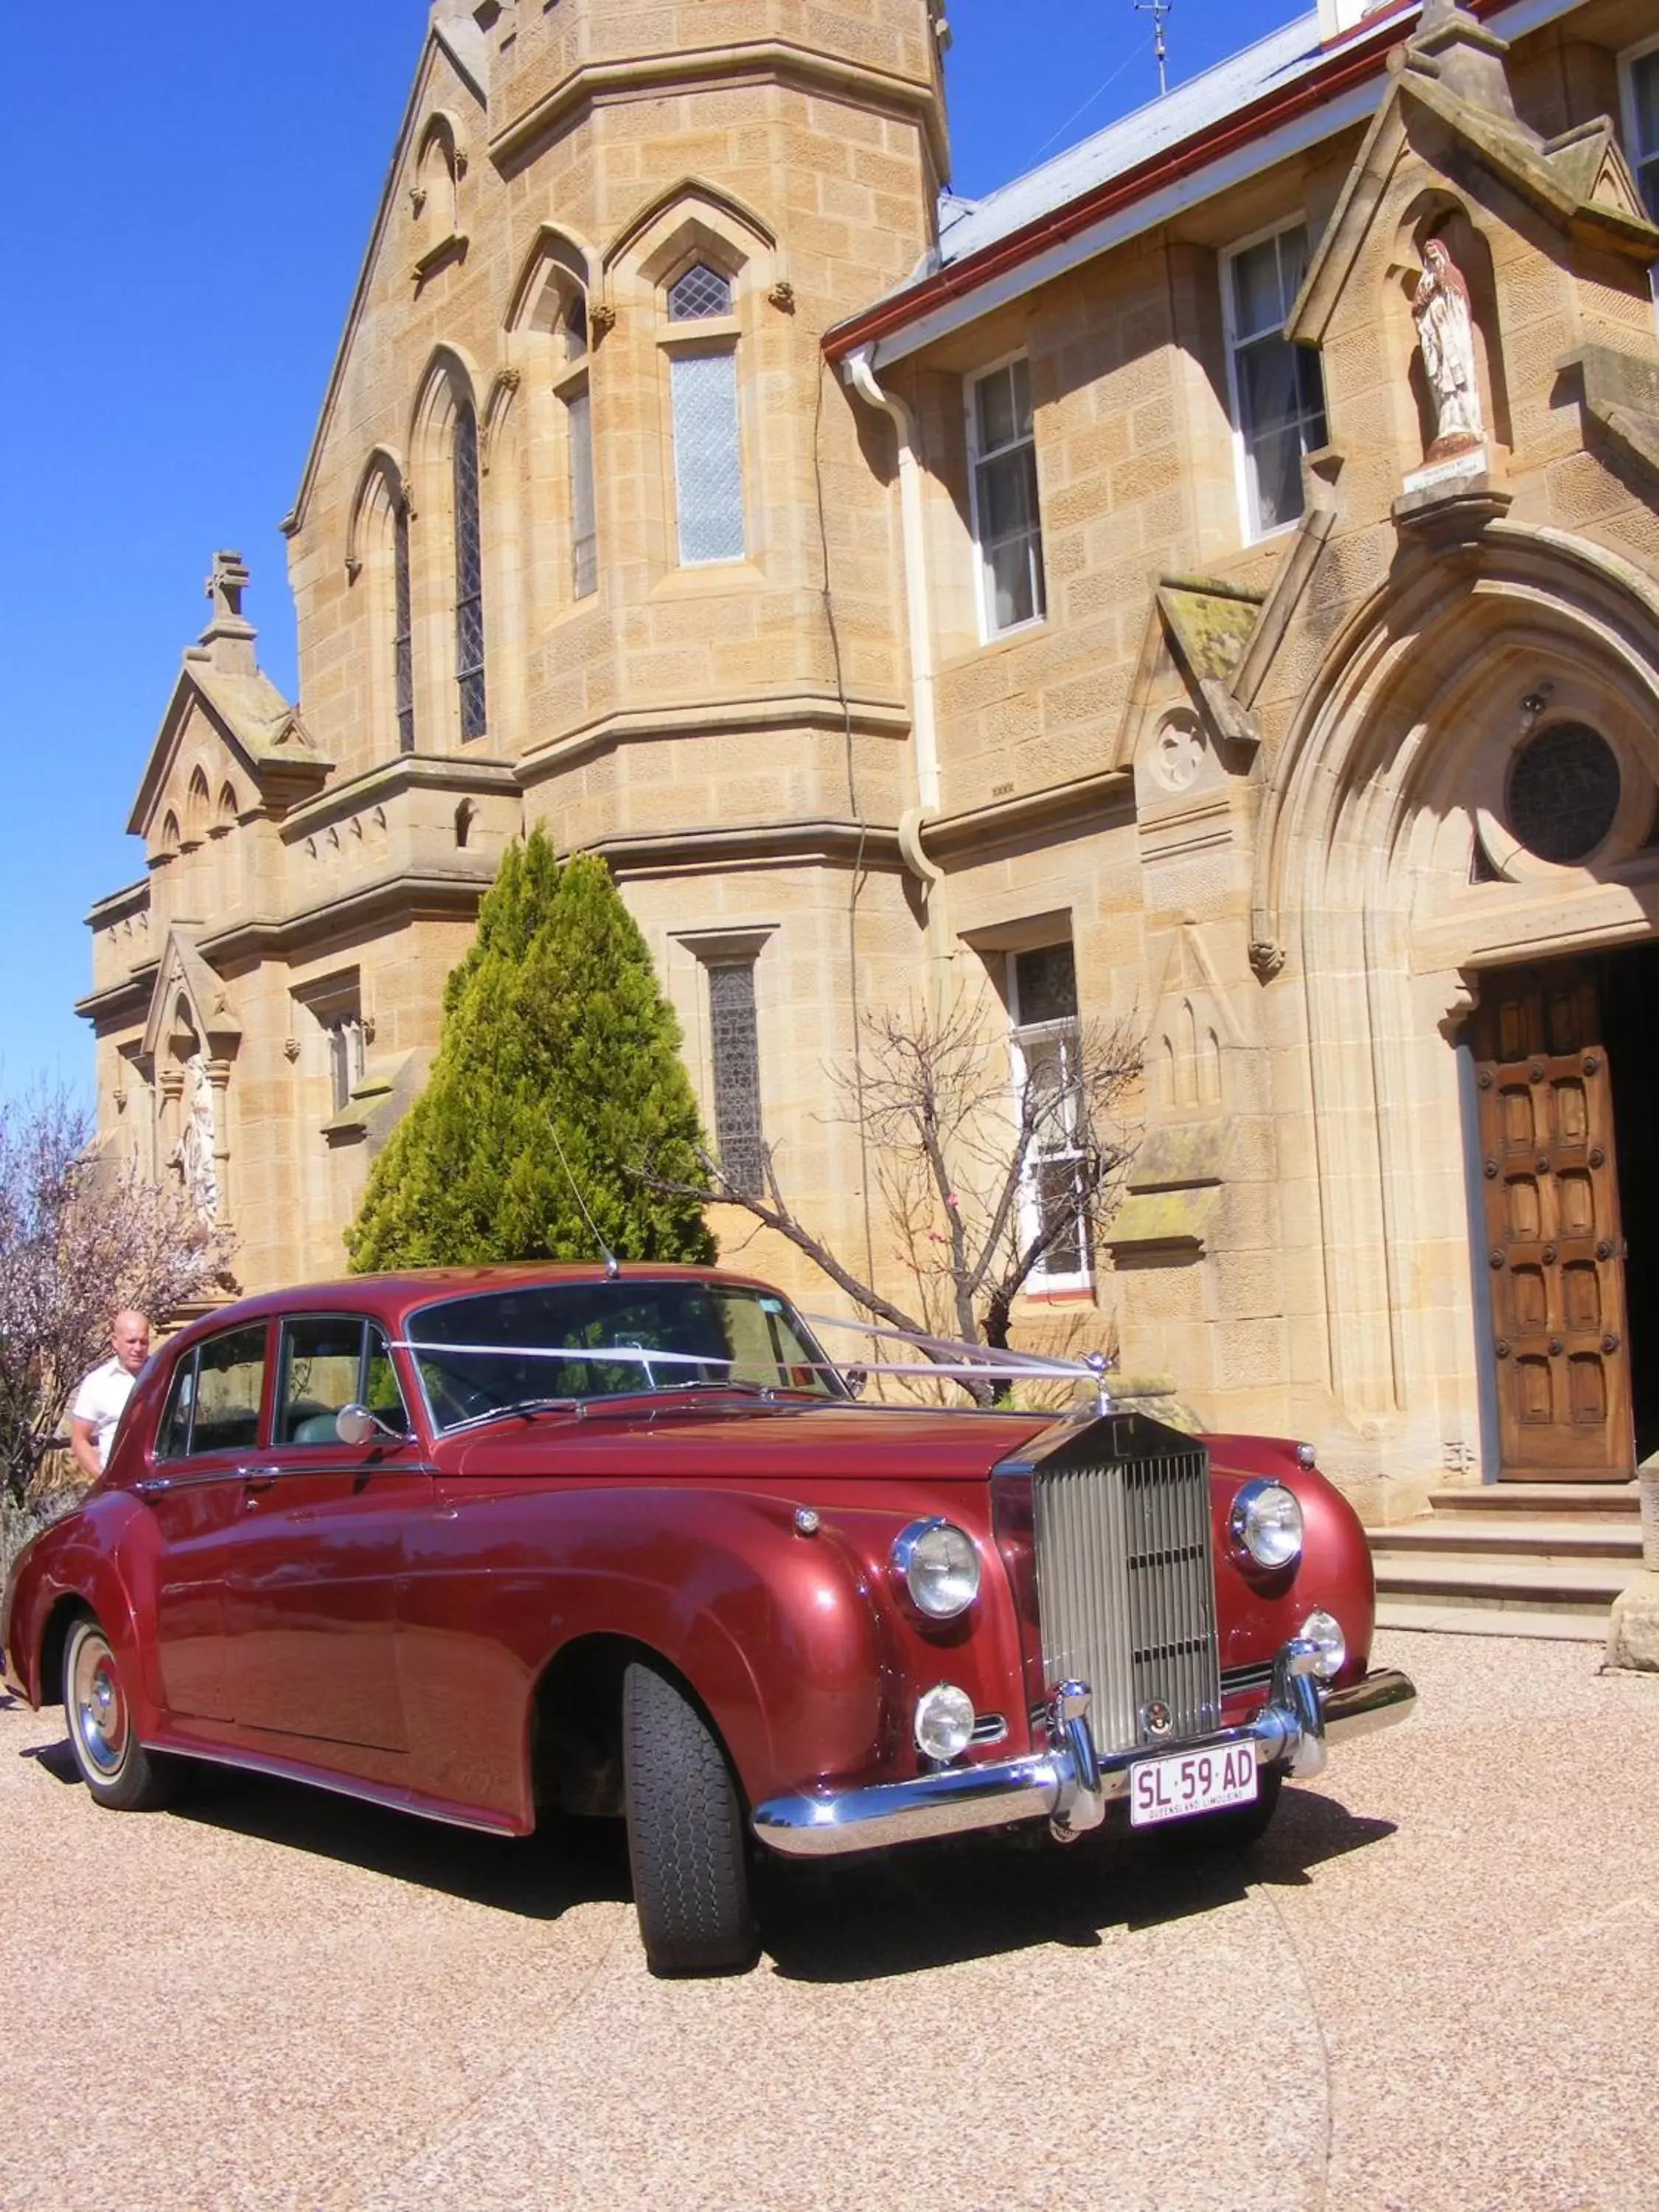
<box><xmin>1405</xmin><ymin>0</ymin><xmax>1526</xmax><ymax>132</ymax></box>
<box><xmin>197</xmin><ymin>549</ymin><xmax>258</xmax><ymax>676</ymax></box>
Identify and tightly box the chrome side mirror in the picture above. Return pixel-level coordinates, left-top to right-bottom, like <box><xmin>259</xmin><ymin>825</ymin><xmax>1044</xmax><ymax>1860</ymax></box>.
<box><xmin>336</xmin><ymin>1402</ymin><xmax>402</xmax><ymax>1445</ymax></box>
<box><xmin>844</xmin><ymin>1365</ymin><xmax>869</xmax><ymax>1399</ymax></box>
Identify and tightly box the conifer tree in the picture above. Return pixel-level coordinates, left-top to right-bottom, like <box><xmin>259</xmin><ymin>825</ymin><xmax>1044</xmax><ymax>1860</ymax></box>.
<box><xmin>346</xmin><ymin>835</ymin><xmax>713</xmax><ymax>1271</ymax></box>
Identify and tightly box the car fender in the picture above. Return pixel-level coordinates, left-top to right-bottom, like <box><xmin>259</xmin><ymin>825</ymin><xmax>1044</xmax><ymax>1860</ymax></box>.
<box><xmin>6</xmin><ymin>1498</ymin><xmax>154</xmax><ymax>1724</ymax></box>
<box><xmin>405</xmin><ymin>1480</ymin><xmax>894</xmax><ymax>1822</ymax></box>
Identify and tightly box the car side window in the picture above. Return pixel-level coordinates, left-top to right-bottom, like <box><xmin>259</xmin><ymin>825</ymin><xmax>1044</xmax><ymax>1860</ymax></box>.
<box><xmin>155</xmin><ymin>1352</ymin><xmax>198</xmax><ymax>1461</ymax></box>
<box><xmin>363</xmin><ymin>1326</ymin><xmax>411</xmax><ymax>1437</ymax></box>
<box><xmin>274</xmin><ymin>1316</ymin><xmax>412</xmax><ymax>1444</ymax></box>
<box><xmin>189</xmin><ymin>1324</ymin><xmax>268</xmax><ymax>1455</ymax></box>
<box><xmin>277</xmin><ymin>1315</ymin><xmax>367</xmax><ymax>1444</ymax></box>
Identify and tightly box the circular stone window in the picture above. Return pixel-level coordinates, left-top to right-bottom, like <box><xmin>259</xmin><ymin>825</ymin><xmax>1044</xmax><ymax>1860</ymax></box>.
<box><xmin>1505</xmin><ymin>722</ymin><xmax>1621</xmax><ymax>864</ymax></box>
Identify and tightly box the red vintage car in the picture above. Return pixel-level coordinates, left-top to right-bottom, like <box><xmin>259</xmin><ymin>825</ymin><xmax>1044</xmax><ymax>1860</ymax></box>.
<box><xmin>1</xmin><ymin>1265</ymin><xmax>1414</xmax><ymax>1974</ymax></box>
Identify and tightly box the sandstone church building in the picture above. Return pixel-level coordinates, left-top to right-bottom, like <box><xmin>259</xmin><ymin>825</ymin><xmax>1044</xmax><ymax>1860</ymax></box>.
<box><xmin>80</xmin><ymin>0</ymin><xmax>1659</xmax><ymax>1516</ymax></box>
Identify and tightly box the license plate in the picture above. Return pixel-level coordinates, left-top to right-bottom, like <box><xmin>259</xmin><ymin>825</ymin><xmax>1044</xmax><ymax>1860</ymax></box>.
<box><xmin>1128</xmin><ymin>1743</ymin><xmax>1258</xmax><ymax>1828</ymax></box>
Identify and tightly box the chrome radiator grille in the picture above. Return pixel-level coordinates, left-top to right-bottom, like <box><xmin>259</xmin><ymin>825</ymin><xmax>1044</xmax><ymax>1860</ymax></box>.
<box><xmin>1031</xmin><ymin>1433</ymin><xmax>1220</xmax><ymax>1755</ymax></box>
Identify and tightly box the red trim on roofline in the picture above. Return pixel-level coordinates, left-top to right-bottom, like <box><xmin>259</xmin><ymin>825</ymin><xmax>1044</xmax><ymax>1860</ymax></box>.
<box><xmin>822</xmin><ymin>0</ymin><xmax>1492</xmax><ymax>361</ymax></box>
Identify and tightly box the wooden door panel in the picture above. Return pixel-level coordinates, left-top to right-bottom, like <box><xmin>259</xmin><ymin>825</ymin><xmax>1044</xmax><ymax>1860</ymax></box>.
<box><xmin>1472</xmin><ymin>962</ymin><xmax>1633</xmax><ymax>1480</ymax></box>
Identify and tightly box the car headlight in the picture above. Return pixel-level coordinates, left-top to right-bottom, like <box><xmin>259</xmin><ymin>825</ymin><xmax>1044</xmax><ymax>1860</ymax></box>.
<box><xmin>1230</xmin><ymin>1479</ymin><xmax>1304</xmax><ymax>1570</ymax></box>
<box><xmin>1298</xmin><ymin>1608</ymin><xmax>1346</xmax><ymax>1680</ymax></box>
<box><xmin>891</xmin><ymin>1518</ymin><xmax>981</xmax><ymax>1619</ymax></box>
<box><xmin>914</xmin><ymin>1683</ymin><xmax>976</xmax><ymax>1760</ymax></box>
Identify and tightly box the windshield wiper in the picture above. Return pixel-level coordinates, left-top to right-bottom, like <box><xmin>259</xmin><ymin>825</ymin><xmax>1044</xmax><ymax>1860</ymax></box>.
<box><xmin>439</xmin><ymin>1395</ymin><xmax>581</xmax><ymax>1435</ymax></box>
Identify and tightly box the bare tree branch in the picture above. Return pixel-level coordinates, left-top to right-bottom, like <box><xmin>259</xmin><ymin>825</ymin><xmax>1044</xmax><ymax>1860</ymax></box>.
<box><xmin>639</xmin><ymin>990</ymin><xmax>1141</xmax><ymax>1390</ymax></box>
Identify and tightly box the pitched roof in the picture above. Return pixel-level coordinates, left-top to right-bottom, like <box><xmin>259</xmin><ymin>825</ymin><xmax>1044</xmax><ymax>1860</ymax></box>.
<box><xmin>825</xmin><ymin>0</ymin><xmax>1586</xmax><ymax>365</ymax></box>
<box><xmin>927</xmin><ymin>13</ymin><xmax>1329</xmax><ymax>278</ymax></box>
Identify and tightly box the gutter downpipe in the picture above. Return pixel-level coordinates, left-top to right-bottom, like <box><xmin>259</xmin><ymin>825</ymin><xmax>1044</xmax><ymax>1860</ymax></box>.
<box><xmin>844</xmin><ymin>346</ymin><xmax>948</xmax><ymax>1018</ymax></box>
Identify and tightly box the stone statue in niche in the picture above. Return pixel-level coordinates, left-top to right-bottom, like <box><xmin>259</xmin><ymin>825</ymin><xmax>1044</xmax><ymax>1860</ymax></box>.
<box><xmin>171</xmin><ymin>1051</ymin><xmax>218</xmax><ymax>1222</ymax></box>
<box><xmin>1412</xmin><ymin>240</ymin><xmax>1484</xmax><ymax>457</ymax></box>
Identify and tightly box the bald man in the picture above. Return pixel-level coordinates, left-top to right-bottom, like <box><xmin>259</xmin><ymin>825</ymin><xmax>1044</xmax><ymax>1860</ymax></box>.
<box><xmin>69</xmin><ymin>1310</ymin><xmax>152</xmax><ymax>1481</ymax></box>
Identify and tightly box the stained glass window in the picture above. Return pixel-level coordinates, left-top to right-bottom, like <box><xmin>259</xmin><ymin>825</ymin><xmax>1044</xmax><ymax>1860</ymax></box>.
<box><xmin>567</xmin><ymin>386</ymin><xmax>597</xmax><ymax>599</ymax></box>
<box><xmin>671</xmin><ymin>350</ymin><xmax>745</xmax><ymax>564</ymax></box>
<box><xmin>1506</xmin><ymin>723</ymin><xmax>1621</xmax><ymax>865</ymax></box>
<box><xmin>1225</xmin><ymin>222</ymin><xmax>1328</xmax><ymax>537</ymax></box>
<box><xmin>393</xmin><ymin>498</ymin><xmax>414</xmax><ymax>754</ymax></box>
<box><xmin>452</xmin><ymin>400</ymin><xmax>487</xmax><ymax>740</ymax></box>
<box><xmin>709</xmin><ymin>959</ymin><xmax>765</xmax><ymax>1195</ymax></box>
<box><xmin>668</xmin><ymin>262</ymin><xmax>733</xmax><ymax>320</ymax></box>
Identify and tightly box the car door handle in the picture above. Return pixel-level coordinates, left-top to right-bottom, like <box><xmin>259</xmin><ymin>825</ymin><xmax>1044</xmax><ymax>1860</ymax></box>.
<box><xmin>238</xmin><ymin>1464</ymin><xmax>281</xmax><ymax>1492</ymax></box>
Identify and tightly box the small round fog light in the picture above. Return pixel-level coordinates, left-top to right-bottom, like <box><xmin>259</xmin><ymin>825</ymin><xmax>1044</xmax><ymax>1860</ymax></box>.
<box><xmin>1231</xmin><ymin>1479</ymin><xmax>1304</xmax><ymax>1570</ymax></box>
<box><xmin>1298</xmin><ymin>1608</ymin><xmax>1346</xmax><ymax>1680</ymax></box>
<box><xmin>914</xmin><ymin>1682</ymin><xmax>976</xmax><ymax>1761</ymax></box>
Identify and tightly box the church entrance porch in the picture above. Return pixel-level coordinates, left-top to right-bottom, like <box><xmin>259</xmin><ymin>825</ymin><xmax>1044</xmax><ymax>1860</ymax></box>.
<box><xmin>1468</xmin><ymin>942</ymin><xmax>1659</xmax><ymax>1482</ymax></box>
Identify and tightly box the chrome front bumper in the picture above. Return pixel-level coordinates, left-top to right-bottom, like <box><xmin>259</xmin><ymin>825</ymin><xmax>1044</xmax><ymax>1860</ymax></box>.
<box><xmin>752</xmin><ymin>1639</ymin><xmax>1416</xmax><ymax>1860</ymax></box>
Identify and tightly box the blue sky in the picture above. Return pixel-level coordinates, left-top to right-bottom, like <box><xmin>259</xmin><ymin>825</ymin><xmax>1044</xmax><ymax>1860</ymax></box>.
<box><xmin>0</xmin><ymin>0</ymin><xmax>1304</xmax><ymax>1100</ymax></box>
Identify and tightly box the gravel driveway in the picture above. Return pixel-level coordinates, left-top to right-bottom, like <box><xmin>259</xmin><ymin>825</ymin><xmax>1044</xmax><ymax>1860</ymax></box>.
<box><xmin>1</xmin><ymin>1628</ymin><xmax>1653</xmax><ymax>2212</ymax></box>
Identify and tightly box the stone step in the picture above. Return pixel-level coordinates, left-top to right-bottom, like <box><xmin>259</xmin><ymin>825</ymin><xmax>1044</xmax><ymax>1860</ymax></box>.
<box><xmin>1370</xmin><ymin>1519</ymin><xmax>1643</xmax><ymax>1562</ymax></box>
<box><xmin>1423</xmin><ymin>1481</ymin><xmax>1641</xmax><ymax>1521</ymax></box>
<box><xmin>1371</xmin><ymin>1551</ymin><xmax>1635</xmax><ymax>1610</ymax></box>
<box><xmin>1374</xmin><ymin>1600</ymin><xmax>1611</xmax><ymax>1644</ymax></box>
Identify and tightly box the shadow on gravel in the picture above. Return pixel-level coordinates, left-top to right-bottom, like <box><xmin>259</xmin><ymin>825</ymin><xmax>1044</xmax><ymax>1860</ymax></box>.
<box><xmin>170</xmin><ymin>1774</ymin><xmax>634</xmax><ymax>1920</ymax></box>
<box><xmin>20</xmin><ymin>1736</ymin><xmax>78</xmax><ymax>1782</ymax></box>
<box><xmin>21</xmin><ymin>1736</ymin><xmax>632</xmax><ymax>1921</ymax></box>
<box><xmin>762</xmin><ymin>1786</ymin><xmax>1395</xmax><ymax>1983</ymax></box>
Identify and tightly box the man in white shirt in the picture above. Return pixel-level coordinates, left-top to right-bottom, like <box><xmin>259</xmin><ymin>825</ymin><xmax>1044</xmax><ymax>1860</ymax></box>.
<box><xmin>69</xmin><ymin>1310</ymin><xmax>152</xmax><ymax>1480</ymax></box>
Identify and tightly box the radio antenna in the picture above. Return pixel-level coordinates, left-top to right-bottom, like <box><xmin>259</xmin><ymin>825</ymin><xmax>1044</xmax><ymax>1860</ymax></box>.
<box><xmin>1133</xmin><ymin>0</ymin><xmax>1172</xmax><ymax>97</ymax></box>
<box><xmin>546</xmin><ymin>1115</ymin><xmax>620</xmax><ymax>1279</ymax></box>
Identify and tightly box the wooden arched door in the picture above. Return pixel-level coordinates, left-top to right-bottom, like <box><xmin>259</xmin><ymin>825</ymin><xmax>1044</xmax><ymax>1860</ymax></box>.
<box><xmin>1470</xmin><ymin>962</ymin><xmax>1634</xmax><ymax>1481</ymax></box>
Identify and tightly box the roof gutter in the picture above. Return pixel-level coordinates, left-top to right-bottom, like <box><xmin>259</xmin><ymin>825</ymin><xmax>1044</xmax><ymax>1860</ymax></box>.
<box><xmin>824</xmin><ymin>0</ymin><xmax>1579</xmax><ymax>369</ymax></box>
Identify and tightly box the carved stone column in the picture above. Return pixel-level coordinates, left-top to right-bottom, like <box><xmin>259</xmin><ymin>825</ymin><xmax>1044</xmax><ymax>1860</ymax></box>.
<box><xmin>206</xmin><ymin>1057</ymin><xmax>234</xmax><ymax>1233</ymax></box>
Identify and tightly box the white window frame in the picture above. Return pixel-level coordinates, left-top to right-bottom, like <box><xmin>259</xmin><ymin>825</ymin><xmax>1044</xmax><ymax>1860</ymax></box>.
<box><xmin>967</xmin><ymin>352</ymin><xmax>1047</xmax><ymax>643</ymax></box>
<box><xmin>1618</xmin><ymin>31</ymin><xmax>1659</xmax><ymax>328</ymax></box>
<box><xmin>1221</xmin><ymin>216</ymin><xmax>1327</xmax><ymax>543</ymax></box>
<box><xmin>1007</xmin><ymin>945</ymin><xmax>1090</xmax><ymax>1291</ymax></box>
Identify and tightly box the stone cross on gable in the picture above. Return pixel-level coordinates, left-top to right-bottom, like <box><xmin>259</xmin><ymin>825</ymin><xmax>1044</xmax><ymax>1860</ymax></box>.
<box><xmin>206</xmin><ymin>550</ymin><xmax>249</xmax><ymax>625</ymax></box>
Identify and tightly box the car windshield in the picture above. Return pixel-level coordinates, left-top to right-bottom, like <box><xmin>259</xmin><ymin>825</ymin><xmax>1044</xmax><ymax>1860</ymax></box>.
<box><xmin>403</xmin><ymin>1279</ymin><xmax>848</xmax><ymax>1432</ymax></box>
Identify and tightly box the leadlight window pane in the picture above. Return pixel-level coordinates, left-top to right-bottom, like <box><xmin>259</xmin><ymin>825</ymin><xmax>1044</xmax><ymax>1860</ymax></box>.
<box><xmin>452</xmin><ymin>400</ymin><xmax>487</xmax><ymax>739</ymax></box>
<box><xmin>567</xmin><ymin>386</ymin><xmax>597</xmax><ymax>599</ymax></box>
<box><xmin>1632</xmin><ymin>51</ymin><xmax>1659</xmax><ymax>220</ymax></box>
<box><xmin>669</xmin><ymin>262</ymin><xmax>733</xmax><ymax>320</ymax></box>
<box><xmin>671</xmin><ymin>350</ymin><xmax>745</xmax><ymax>565</ymax></box>
<box><xmin>1506</xmin><ymin>723</ymin><xmax>1621</xmax><ymax>864</ymax></box>
<box><xmin>394</xmin><ymin>501</ymin><xmax>414</xmax><ymax>754</ymax></box>
<box><xmin>973</xmin><ymin>360</ymin><xmax>1046</xmax><ymax>635</ymax></box>
<box><xmin>1228</xmin><ymin>223</ymin><xmax>1328</xmax><ymax>537</ymax></box>
<box><xmin>1013</xmin><ymin>942</ymin><xmax>1077</xmax><ymax>1027</ymax></box>
<box><xmin>709</xmin><ymin>959</ymin><xmax>764</xmax><ymax>1196</ymax></box>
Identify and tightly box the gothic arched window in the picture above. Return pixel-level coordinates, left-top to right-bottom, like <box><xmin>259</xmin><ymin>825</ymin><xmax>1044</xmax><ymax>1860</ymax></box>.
<box><xmin>452</xmin><ymin>400</ymin><xmax>487</xmax><ymax>740</ymax></box>
<box><xmin>393</xmin><ymin>495</ymin><xmax>415</xmax><ymax>753</ymax></box>
<box><xmin>664</xmin><ymin>262</ymin><xmax>744</xmax><ymax>566</ymax></box>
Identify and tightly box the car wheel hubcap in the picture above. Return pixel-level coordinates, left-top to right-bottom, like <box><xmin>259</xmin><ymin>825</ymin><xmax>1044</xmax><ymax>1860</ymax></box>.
<box><xmin>72</xmin><ymin>1637</ymin><xmax>128</xmax><ymax>1777</ymax></box>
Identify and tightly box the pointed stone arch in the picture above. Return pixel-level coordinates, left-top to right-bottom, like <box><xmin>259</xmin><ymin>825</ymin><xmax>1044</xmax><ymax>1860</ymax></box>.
<box><xmin>602</xmin><ymin>178</ymin><xmax>778</xmax><ymax>284</ymax></box>
<box><xmin>408</xmin><ymin>343</ymin><xmax>483</xmax><ymax>468</ymax></box>
<box><xmin>504</xmin><ymin>223</ymin><xmax>596</xmax><ymax>337</ymax></box>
